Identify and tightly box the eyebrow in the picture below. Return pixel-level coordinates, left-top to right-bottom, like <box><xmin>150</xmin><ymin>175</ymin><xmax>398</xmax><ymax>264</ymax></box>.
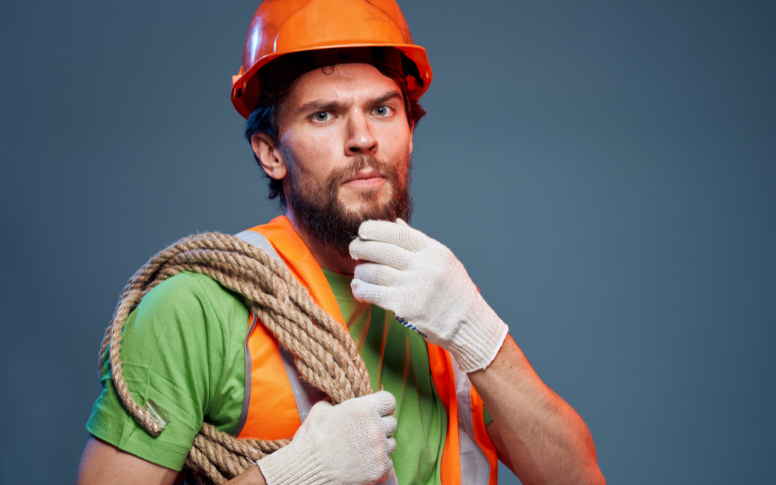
<box><xmin>294</xmin><ymin>90</ymin><xmax>403</xmax><ymax>117</ymax></box>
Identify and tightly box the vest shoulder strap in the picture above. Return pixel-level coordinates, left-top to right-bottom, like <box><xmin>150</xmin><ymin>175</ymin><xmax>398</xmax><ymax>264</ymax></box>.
<box><xmin>235</xmin><ymin>230</ymin><xmax>324</xmax><ymax>429</ymax></box>
<box><xmin>235</xmin><ymin>230</ymin><xmax>283</xmax><ymax>263</ymax></box>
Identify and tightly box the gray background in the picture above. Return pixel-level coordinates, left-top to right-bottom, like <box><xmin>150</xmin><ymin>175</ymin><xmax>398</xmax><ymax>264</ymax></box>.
<box><xmin>1</xmin><ymin>1</ymin><xmax>774</xmax><ymax>483</ymax></box>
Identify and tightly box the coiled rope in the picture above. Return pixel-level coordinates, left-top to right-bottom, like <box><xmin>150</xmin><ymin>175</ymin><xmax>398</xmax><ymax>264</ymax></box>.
<box><xmin>98</xmin><ymin>232</ymin><xmax>373</xmax><ymax>484</ymax></box>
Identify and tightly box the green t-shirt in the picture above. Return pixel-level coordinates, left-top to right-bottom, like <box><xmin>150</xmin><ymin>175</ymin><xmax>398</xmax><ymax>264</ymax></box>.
<box><xmin>87</xmin><ymin>272</ymin><xmax>249</xmax><ymax>466</ymax></box>
<box><xmin>323</xmin><ymin>270</ymin><xmax>446</xmax><ymax>484</ymax></box>
<box><xmin>88</xmin><ymin>270</ymin><xmax>475</xmax><ymax>484</ymax></box>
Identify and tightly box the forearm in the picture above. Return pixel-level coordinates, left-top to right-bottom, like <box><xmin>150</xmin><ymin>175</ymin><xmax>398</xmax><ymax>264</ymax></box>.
<box><xmin>468</xmin><ymin>335</ymin><xmax>605</xmax><ymax>485</ymax></box>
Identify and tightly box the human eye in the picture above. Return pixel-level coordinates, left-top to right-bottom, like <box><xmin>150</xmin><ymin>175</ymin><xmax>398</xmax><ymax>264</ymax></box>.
<box><xmin>373</xmin><ymin>105</ymin><xmax>394</xmax><ymax>117</ymax></box>
<box><xmin>312</xmin><ymin>111</ymin><xmax>332</xmax><ymax>123</ymax></box>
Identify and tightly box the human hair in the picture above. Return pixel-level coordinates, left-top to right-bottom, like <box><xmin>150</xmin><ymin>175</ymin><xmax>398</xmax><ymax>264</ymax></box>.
<box><xmin>244</xmin><ymin>63</ymin><xmax>426</xmax><ymax>208</ymax></box>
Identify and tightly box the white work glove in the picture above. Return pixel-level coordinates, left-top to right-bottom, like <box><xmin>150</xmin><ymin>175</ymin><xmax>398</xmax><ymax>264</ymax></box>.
<box><xmin>349</xmin><ymin>220</ymin><xmax>509</xmax><ymax>373</ymax></box>
<box><xmin>258</xmin><ymin>391</ymin><xmax>397</xmax><ymax>485</ymax></box>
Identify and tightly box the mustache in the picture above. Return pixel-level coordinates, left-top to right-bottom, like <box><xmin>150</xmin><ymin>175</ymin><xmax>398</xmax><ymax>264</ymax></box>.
<box><xmin>326</xmin><ymin>155</ymin><xmax>400</xmax><ymax>192</ymax></box>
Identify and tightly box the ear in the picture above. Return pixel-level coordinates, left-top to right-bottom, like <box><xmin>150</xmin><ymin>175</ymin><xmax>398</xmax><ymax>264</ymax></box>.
<box><xmin>251</xmin><ymin>133</ymin><xmax>287</xmax><ymax>180</ymax></box>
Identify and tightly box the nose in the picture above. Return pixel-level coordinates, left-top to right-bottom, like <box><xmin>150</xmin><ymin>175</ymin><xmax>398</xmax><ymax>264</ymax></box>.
<box><xmin>346</xmin><ymin>110</ymin><xmax>378</xmax><ymax>155</ymax></box>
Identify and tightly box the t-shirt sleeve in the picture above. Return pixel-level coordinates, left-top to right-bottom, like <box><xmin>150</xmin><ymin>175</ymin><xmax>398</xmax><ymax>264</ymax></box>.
<box><xmin>86</xmin><ymin>272</ymin><xmax>234</xmax><ymax>470</ymax></box>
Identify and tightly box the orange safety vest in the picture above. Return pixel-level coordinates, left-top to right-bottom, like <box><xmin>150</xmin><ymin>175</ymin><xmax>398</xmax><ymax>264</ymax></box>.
<box><xmin>232</xmin><ymin>216</ymin><xmax>498</xmax><ymax>485</ymax></box>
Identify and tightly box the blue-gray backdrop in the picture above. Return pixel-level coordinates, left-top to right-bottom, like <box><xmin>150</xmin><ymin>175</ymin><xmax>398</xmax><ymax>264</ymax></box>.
<box><xmin>1</xmin><ymin>1</ymin><xmax>774</xmax><ymax>484</ymax></box>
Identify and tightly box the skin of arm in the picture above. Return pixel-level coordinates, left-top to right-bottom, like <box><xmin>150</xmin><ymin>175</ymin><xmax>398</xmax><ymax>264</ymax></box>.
<box><xmin>472</xmin><ymin>336</ymin><xmax>606</xmax><ymax>485</ymax></box>
<box><xmin>76</xmin><ymin>436</ymin><xmax>267</xmax><ymax>485</ymax></box>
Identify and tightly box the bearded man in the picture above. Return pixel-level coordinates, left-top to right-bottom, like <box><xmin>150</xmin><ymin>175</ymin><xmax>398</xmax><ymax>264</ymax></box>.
<box><xmin>77</xmin><ymin>1</ymin><xmax>605</xmax><ymax>484</ymax></box>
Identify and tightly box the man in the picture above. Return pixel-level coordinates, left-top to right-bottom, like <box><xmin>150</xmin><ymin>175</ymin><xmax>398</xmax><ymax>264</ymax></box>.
<box><xmin>77</xmin><ymin>1</ymin><xmax>605</xmax><ymax>484</ymax></box>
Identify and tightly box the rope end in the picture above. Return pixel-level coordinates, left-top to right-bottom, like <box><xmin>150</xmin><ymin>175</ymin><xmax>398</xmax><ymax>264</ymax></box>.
<box><xmin>142</xmin><ymin>398</ymin><xmax>171</xmax><ymax>436</ymax></box>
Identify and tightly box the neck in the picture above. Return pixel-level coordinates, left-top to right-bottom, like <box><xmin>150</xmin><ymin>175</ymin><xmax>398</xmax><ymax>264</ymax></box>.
<box><xmin>285</xmin><ymin>209</ymin><xmax>358</xmax><ymax>275</ymax></box>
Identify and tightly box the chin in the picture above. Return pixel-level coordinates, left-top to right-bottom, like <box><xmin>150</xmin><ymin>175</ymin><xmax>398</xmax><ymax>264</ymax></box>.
<box><xmin>340</xmin><ymin>189</ymin><xmax>392</xmax><ymax>213</ymax></box>
<box><xmin>344</xmin><ymin>203</ymin><xmax>391</xmax><ymax>220</ymax></box>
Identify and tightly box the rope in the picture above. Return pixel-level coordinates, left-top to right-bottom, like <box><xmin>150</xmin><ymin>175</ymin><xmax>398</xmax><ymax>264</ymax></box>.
<box><xmin>98</xmin><ymin>232</ymin><xmax>372</xmax><ymax>484</ymax></box>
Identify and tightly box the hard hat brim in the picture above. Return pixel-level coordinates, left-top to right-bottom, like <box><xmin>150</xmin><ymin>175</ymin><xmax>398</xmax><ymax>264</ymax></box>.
<box><xmin>231</xmin><ymin>43</ymin><xmax>432</xmax><ymax>120</ymax></box>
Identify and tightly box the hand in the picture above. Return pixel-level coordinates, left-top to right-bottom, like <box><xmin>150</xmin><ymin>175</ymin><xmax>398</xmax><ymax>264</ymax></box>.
<box><xmin>258</xmin><ymin>391</ymin><xmax>397</xmax><ymax>485</ymax></box>
<box><xmin>349</xmin><ymin>220</ymin><xmax>509</xmax><ymax>372</ymax></box>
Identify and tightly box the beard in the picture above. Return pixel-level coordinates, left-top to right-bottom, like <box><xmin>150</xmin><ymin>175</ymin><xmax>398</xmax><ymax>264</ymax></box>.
<box><xmin>283</xmin><ymin>151</ymin><xmax>413</xmax><ymax>258</ymax></box>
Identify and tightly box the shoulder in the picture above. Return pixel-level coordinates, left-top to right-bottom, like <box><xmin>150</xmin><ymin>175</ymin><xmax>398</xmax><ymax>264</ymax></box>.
<box><xmin>126</xmin><ymin>271</ymin><xmax>250</xmax><ymax>351</ymax></box>
<box><xmin>136</xmin><ymin>272</ymin><xmax>244</xmax><ymax>322</ymax></box>
<box><xmin>140</xmin><ymin>271</ymin><xmax>236</xmax><ymax>309</ymax></box>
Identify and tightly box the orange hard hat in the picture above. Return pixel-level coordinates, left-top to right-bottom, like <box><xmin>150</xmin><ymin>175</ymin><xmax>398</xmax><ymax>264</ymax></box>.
<box><xmin>231</xmin><ymin>0</ymin><xmax>433</xmax><ymax>119</ymax></box>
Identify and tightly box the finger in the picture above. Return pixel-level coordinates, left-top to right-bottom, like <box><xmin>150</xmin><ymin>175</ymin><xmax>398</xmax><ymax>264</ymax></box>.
<box><xmin>380</xmin><ymin>415</ymin><xmax>398</xmax><ymax>437</ymax></box>
<box><xmin>362</xmin><ymin>390</ymin><xmax>396</xmax><ymax>416</ymax></box>
<box><xmin>386</xmin><ymin>437</ymin><xmax>397</xmax><ymax>456</ymax></box>
<box><xmin>351</xmin><ymin>280</ymin><xmax>403</xmax><ymax>313</ymax></box>
<box><xmin>350</xmin><ymin>239</ymin><xmax>414</xmax><ymax>270</ymax></box>
<box><xmin>350</xmin><ymin>279</ymin><xmax>387</xmax><ymax>305</ymax></box>
<box><xmin>354</xmin><ymin>263</ymin><xmax>403</xmax><ymax>287</ymax></box>
<box><xmin>357</xmin><ymin>220</ymin><xmax>427</xmax><ymax>252</ymax></box>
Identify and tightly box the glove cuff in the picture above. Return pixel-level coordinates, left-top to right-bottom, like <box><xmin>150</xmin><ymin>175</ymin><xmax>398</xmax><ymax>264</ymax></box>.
<box><xmin>448</xmin><ymin>295</ymin><xmax>509</xmax><ymax>373</ymax></box>
<box><xmin>258</xmin><ymin>442</ymin><xmax>329</xmax><ymax>485</ymax></box>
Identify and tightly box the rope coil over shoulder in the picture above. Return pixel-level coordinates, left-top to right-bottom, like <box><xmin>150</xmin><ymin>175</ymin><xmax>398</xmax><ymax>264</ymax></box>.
<box><xmin>99</xmin><ymin>232</ymin><xmax>373</xmax><ymax>484</ymax></box>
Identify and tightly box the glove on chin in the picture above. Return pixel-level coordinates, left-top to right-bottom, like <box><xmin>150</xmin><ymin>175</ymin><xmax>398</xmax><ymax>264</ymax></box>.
<box><xmin>258</xmin><ymin>391</ymin><xmax>398</xmax><ymax>485</ymax></box>
<box><xmin>349</xmin><ymin>220</ymin><xmax>509</xmax><ymax>373</ymax></box>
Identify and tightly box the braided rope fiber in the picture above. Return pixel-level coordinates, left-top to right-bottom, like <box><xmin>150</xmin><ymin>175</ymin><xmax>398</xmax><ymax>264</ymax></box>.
<box><xmin>98</xmin><ymin>232</ymin><xmax>373</xmax><ymax>484</ymax></box>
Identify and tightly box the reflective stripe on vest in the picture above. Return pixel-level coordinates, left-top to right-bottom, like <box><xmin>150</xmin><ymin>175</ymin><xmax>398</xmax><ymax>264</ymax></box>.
<box><xmin>236</xmin><ymin>229</ymin><xmax>283</xmax><ymax>262</ymax></box>
<box><xmin>451</xmin><ymin>355</ymin><xmax>490</xmax><ymax>485</ymax></box>
<box><xmin>235</xmin><ymin>230</ymin><xmax>399</xmax><ymax>485</ymax></box>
